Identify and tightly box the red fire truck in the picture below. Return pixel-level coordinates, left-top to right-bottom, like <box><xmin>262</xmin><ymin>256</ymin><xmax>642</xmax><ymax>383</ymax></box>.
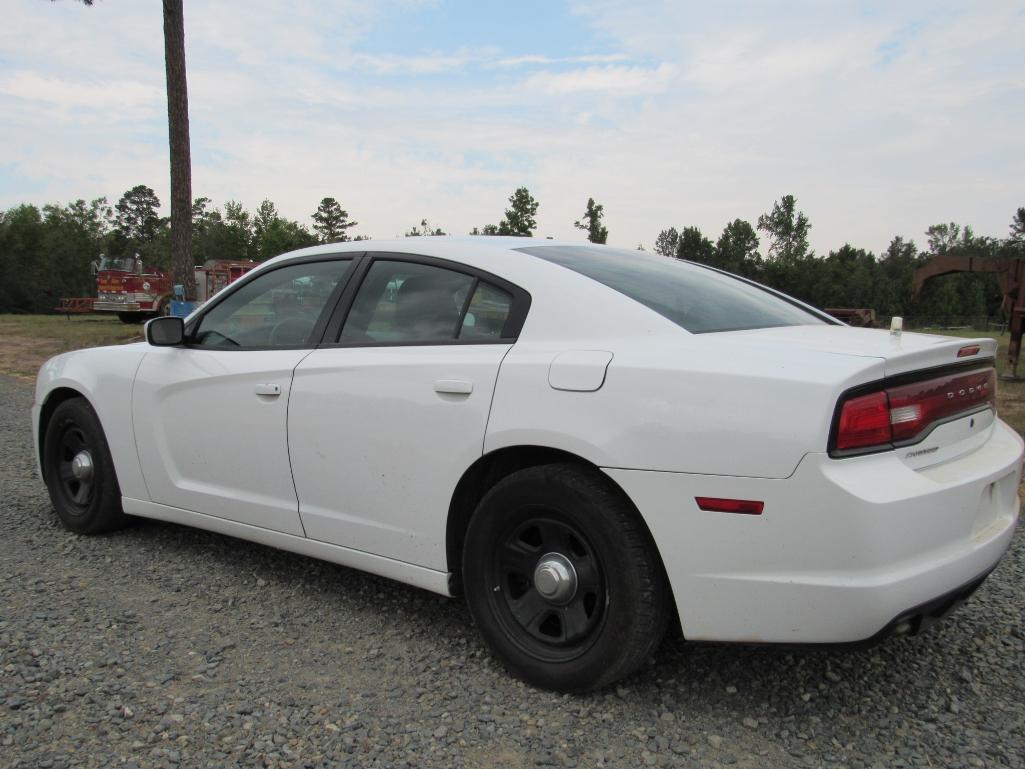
<box><xmin>93</xmin><ymin>255</ymin><xmax>172</xmax><ymax>322</ymax></box>
<box><xmin>88</xmin><ymin>255</ymin><xmax>255</xmax><ymax>322</ymax></box>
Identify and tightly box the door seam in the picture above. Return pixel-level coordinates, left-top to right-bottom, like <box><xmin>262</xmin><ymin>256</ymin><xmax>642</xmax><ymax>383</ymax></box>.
<box><xmin>286</xmin><ymin>348</ymin><xmax>319</xmax><ymax>538</ymax></box>
<box><xmin>481</xmin><ymin>343</ymin><xmax>516</xmax><ymax>454</ymax></box>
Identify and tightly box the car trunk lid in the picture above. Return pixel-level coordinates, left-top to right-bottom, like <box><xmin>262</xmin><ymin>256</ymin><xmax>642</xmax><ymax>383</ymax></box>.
<box><xmin>716</xmin><ymin>325</ymin><xmax>997</xmax><ymax>377</ymax></box>
<box><xmin>714</xmin><ymin>325</ymin><xmax>999</xmax><ymax>467</ymax></box>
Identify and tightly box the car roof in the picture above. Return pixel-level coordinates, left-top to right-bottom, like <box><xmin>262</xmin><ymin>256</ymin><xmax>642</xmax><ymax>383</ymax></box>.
<box><xmin>256</xmin><ymin>237</ymin><xmax>686</xmax><ymax>342</ymax></box>
<box><xmin>262</xmin><ymin>236</ymin><xmax>588</xmax><ymax>268</ymax></box>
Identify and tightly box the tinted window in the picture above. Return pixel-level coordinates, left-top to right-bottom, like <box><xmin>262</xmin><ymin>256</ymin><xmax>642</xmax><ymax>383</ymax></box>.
<box><xmin>193</xmin><ymin>260</ymin><xmax>350</xmax><ymax>348</ymax></box>
<box><xmin>459</xmin><ymin>282</ymin><xmax>513</xmax><ymax>340</ymax></box>
<box><xmin>518</xmin><ymin>245</ymin><xmax>827</xmax><ymax>333</ymax></box>
<box><xmin>340</xmin><ymin>261</ymin><xmax>475</xmax><ymax>343</ymax></box>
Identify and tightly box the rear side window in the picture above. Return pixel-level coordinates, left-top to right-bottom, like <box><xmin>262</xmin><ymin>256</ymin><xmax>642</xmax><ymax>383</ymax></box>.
<box><xmin>518</xmin><ymin>245</ymin><xmax>828</xmax><ymax>333</ymax></box>
<box><xmin>341</xmin><ymin>261</ymin><xmax>474</xmax><ymax>343</ymax></box>
<box><xmin>340</xmin><ymin>260</ymin><xmax>518</xmax><ymax>344</ymax></box>
<box><xmin>460</xmin><ymin>282</ymin><xmax>513</xmax><ymax>341</ymax></box>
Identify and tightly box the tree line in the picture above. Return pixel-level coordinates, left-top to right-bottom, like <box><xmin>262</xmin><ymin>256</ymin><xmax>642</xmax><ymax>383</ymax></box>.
<box><xmin>1</xmin><ymin>183</ymin><xmax>1022</xmax><ymax>319</ymax></box>
<box><xmin>653</xmin><ymin>196</ymin><xmax>1025</xmax><ymax>321</ymax></box>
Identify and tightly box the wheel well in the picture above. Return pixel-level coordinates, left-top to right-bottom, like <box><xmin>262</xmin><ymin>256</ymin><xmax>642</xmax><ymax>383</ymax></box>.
<box><xmin>446</xmin><ymin>446</ymin><xmax>586</xmax><ymax>587</ymax></box>
<box><xmin>444</xmin><ymin>445</ymin><xmax>675</xmax><ymax>601</ymax></box>
<box><xmin>37</xmin><ymin>387</ymin><xmax>87</xmax><ymax>479</ymax></box>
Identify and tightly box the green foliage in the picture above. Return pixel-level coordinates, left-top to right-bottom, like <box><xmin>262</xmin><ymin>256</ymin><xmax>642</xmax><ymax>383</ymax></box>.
<box><xmin>926</xmin><ymin>222</ymin><xmax>975</xmax><ymax>254</ymax></box>
<box><xmin>652</xmin><ymin>197</ymin><xmax>1018</xmax><ymax>321</ymax></box>
<box><xmin>193</xmin><ymin>197</ymin><xmax>314</xmax><ymax>263</ymax></box>
<box><xmin>114</xmin><ymin>185</ymin><xmax>163</xmax><ymax>246</ymax></box>
<box><xmin>0</xmin><ymin>199</ymin><xmax>114</xmax><ymax>313</ymax></box>
<box><xmin>0</xmin><ymin>187</ymin><xmax>329</xmax><ymax>312</ymax></box>
<box><xmin>405</xmin><ymin>219</ymin><xmax>446</xmax><ymax>237</ymax></box>
<box><xmin>256</xmin><ymin>216</ymin><xmax>317</xmax><ymax>260</ymax></box>
<box><xmin>757</xmin><ymin>194</ymin><xmax>812</xmax><ymax>263</ymax></box>
<box><xmin>574</xmin><ymin>198</ymin><xmax>608</xmax><ymax>244</ymax></box>
<box><xmin>676</xmin><ymin>226</ymin><xmax>714</xmax><ymax>264</ymax></box>
<box><xmin>714</xmin><ymin>219</ymin><xmax>761</xmax><ymax>278</ymax></box>
<box><xmin>1008</xmin><ymin>208</ymin><xmax>1025</xmax><ymax>242</ymax></box>
<box><xmin>497</xmin><ymin>188</ymin><xmax>538</xmax><ymax>237</ymax></box>
<box><xmin>653</xmin><ymin>227</ymin><xmax>679</xmax><ymax>258</ymax></box>
<box><xmin>312</xmin><ymin>197</ymin><xmax>358</xmax><ymax>243</ymax></box>
<box><xmin>3</xmin><ymin>184</ymin><xmax>1022</xmax><ymax>324</ymax></box>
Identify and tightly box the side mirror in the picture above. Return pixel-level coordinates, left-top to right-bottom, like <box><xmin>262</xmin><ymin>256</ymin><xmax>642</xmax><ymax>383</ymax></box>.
<box><xmin>146</xmin><ymin>316</ymin><xmax>185</xmax><ymax>346</ymax></box>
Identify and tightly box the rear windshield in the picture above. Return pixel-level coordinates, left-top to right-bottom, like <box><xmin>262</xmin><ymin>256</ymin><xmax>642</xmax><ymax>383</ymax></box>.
<box><xmin>517</xmin><ymin>245</ymin><xmax>829</xmax><ymax>334</ymax></box>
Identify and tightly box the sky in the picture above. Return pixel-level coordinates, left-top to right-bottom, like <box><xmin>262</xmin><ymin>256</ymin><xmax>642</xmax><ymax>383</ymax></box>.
<box><xmin>2</xmin><ymin>0</ymin><xmax>1024</xmax><ymax>254</ymax></box>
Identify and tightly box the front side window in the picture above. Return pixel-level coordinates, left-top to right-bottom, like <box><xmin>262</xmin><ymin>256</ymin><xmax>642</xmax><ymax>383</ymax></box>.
<box><xmin>193</xmin><ymin>260</ymin><xmax>350</xmax><ymax>348</ymax></box>
<box><xmin>518</xmin><ymin>245</ymin><xmax>828</xmax><ymax>334</ymax></box>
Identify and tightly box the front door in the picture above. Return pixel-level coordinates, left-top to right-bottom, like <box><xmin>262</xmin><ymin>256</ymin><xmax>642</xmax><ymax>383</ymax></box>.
<box><xmin>132</xmin><ymin>258</ymin><xmax>355</xmax><ymax>535</ymax></box>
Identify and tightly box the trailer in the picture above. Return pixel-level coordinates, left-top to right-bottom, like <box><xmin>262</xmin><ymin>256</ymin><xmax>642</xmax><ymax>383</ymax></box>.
<box><xmin>911</xmin><ymin>254</ymin><xmax>1025</xmax><ymax>378</ymax></box>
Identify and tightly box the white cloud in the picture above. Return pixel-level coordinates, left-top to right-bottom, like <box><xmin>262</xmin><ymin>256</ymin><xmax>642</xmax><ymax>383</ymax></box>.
<box><xmin>0</xmin><ymin>72</ymin><xmax>163</xmax><ymax>113</ymax></box>
<box><xmin>495</xmin><ymin>53</ymin><xmax>630</xmax><ymax>67</ymax></box>
<box><xmin>525</xmin><ymin>62</ymin><xmax>675</xmax><ymax>94</ymax></box>
<box><xmin>1</xmin><ymin>0</ymin><xmax>1023</xmax><ymax>255</ymax></box>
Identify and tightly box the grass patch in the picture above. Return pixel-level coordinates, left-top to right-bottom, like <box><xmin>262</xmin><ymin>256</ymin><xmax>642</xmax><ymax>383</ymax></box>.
<box><xmin>0</xmin><ymin>314</ymin><xmax>142</xmax><ymax>379</ymax></box>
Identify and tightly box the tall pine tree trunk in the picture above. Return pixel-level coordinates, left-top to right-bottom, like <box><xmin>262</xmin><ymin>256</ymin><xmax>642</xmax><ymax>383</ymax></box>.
<box><xmin>163</xmin><ymin>0</ymin><xmax>195</xmax><ymax>300</ymax></box>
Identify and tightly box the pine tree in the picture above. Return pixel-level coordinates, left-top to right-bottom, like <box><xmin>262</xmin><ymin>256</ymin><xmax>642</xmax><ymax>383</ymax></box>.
<box><xmin>574</xmin><ymin>198</ymin><xmax>608</xmax><ymax>244</ymax></box>
<box><xmin>312</xmin><ymin>198</ymin><xmax>358</xmax><ymax>243</ymax></box>
<box><xmin>497</xmin><ymin>188</ymin><xmax>538</xmax><ymax>237</ymax></box>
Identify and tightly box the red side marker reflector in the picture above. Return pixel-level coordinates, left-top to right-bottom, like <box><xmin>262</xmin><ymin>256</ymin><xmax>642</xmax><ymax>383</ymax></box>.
<box><xmin>695</xmin><ymin>497</ymin><xmax>764</xmax><ymax>515</ymax></box>
<box><xmin>957</xmin><ymin>345</ymin><xmax>981</xmax><ymax>358</ymax></box>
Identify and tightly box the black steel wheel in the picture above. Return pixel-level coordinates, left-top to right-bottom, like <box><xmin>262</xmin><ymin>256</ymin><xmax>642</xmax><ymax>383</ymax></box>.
<box><xmin>490</xmin><ymin>514</ymin><xmax>607</xmax><ymax>662</ymax></box>
<box><xmin>53</xmin><ymin>424</ymin><xmax>95</xmax><ymax>514</ymax></box>
<box><xmin>42</xmin><ymin>398</ymin><xmax>127</xmax><ymax>534</ymax></box>
<box><xmin>463</xmin><ymin>463</ymin><xmax>670</xmax><ymax>692</ymax></box>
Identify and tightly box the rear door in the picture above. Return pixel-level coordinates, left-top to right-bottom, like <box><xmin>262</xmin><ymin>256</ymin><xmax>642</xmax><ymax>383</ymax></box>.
<box><xmin>288</xmin><ymin>254</ymin><xmax>530</xmax><ymax>570</ymax></box>
<box><xmin>132</xmin><ymin>257</ymin><xmax>357</xmax><ymax>535</ymax></box>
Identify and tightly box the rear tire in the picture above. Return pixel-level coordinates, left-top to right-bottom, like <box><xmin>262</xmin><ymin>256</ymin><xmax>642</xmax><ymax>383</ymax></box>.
<box><xmin>462</xmin><ymin>463</ymin><xmax>669</xmax><ymax>692</ymax></box>
<box><xmin>42</xmin><ymin>398</ymin><xmax>128</xmax><ymax>535</ymax></box>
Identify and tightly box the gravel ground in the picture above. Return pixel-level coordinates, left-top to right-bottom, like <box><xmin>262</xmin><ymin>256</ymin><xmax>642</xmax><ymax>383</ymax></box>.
<box><xmin>1</xmin><ymin>373</ymin><xmax>1024</xmax><ymax>769</ymax></box>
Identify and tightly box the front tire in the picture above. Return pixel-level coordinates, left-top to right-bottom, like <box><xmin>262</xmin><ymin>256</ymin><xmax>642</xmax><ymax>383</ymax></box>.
<box><xmin>42</xmin><ymin>398</ymin><xmax>128</xmax><ymax>534</ymax></box>
<box><xmin>117</xmin><ymin>312</ymin><xmax>144</xmax><ymax>324</ymax></box>
<box><xmin>462</xmin><ymin>463</ymin><xmax>669</xmax><ymax>692</ymax></box>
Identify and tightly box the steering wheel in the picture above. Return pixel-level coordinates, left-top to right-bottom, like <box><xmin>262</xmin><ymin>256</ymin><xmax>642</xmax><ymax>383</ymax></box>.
<box><xmin>269</xmin><ymin>317</ymin><xmax>316</xmax><ymax>346</ymax></box>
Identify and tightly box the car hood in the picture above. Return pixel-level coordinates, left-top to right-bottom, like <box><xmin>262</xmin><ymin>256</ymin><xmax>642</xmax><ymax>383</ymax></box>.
<box><xmin>714</xmin><ymin>325</ymin><xmax>997</xmax><ymax>377</ymax></box>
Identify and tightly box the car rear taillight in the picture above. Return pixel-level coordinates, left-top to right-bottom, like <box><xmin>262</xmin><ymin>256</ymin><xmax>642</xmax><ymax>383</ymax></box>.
<box><xmin>835</xmin><ymin>391</ymin><xmax>891</xmax><ymax>451</ymax></box>
<box><xmin>832</xmin><ymin>366</ymin><xmax>996</xmax><ymax>455</ymax></box>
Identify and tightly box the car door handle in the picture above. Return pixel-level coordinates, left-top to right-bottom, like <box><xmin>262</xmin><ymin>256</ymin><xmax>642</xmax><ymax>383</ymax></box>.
<box><xmin>254</xmin><ymin>383</ymin><xmax>282</xmax><ymax>397</ymax></box>
<box><xmin>434</xmin><ymin>379</ymin><xmax>473</xmax><ymax>395</ymax></box>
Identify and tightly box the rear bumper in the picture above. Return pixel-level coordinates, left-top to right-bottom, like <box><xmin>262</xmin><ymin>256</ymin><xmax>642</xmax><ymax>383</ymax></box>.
<box><xmin>850</xmin><ymin>567</ymin><xmax>993</xmax><ymax>648</ymax></box>
<box><xmin>605</xmin><ymin>418</ymin><xmax>1023</xmax><ymax>644</ymax></box>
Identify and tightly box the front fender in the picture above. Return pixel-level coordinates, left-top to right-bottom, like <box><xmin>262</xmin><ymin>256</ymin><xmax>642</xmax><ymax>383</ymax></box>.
<box><xmin>35</xmin><ymin>343</ymin><xmax>151</xmax><ymax>500</ymax></box>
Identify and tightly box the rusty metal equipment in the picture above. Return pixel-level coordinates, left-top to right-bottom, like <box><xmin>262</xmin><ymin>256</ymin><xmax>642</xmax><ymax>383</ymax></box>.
<box><xmin>825</xmin><ymin>308</ymin><xmax>877</xmax><ymax>327</ymax></box>
<box><xmin>911</xmin><ymin>255</ymin><xmax>1025</xmax><ymax>377</ymax></box>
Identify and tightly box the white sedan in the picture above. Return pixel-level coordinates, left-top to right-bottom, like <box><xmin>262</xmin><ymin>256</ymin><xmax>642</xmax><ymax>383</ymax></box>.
<box><xmin>32</xmin><ymin>238</ymin><xmax>1023</xmax><ymax>692</ymax></box>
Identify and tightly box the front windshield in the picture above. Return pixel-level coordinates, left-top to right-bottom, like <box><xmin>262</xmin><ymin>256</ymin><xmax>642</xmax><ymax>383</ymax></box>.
<box><xmin>98</xmin><ymin>256</ymin><xmax>139</xmax><ymax>273</ymax></box>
